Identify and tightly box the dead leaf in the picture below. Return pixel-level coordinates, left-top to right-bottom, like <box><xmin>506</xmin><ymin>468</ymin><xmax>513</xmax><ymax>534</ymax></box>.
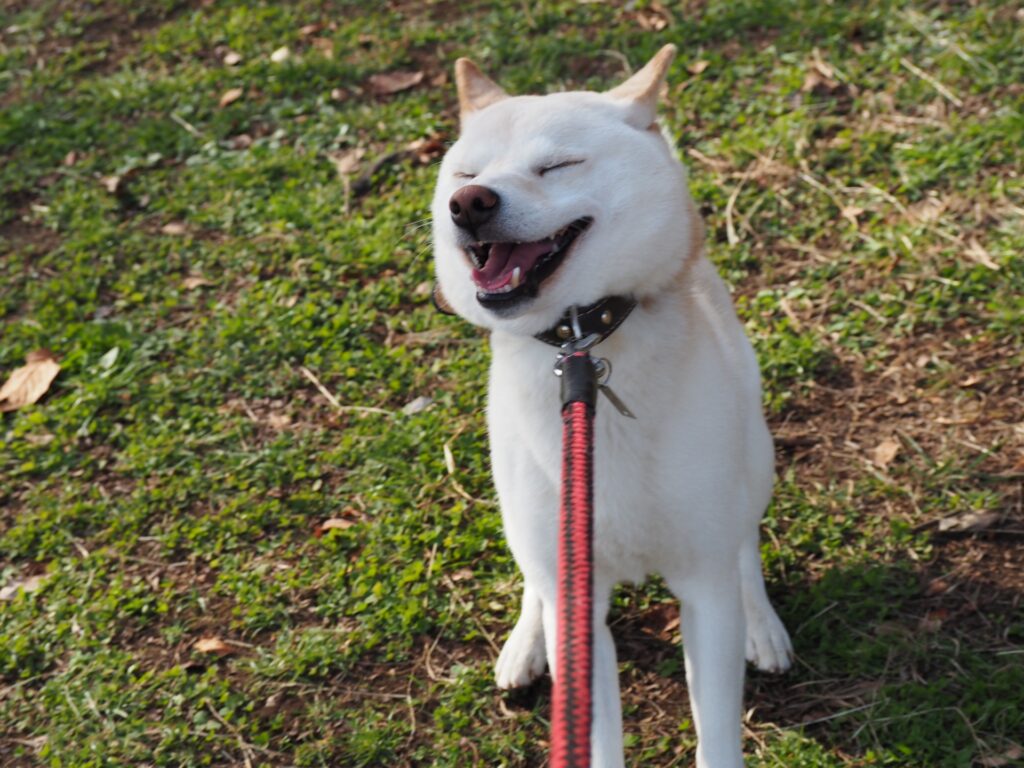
<box><xmin>872</xmin><ymin>437</ymin><xmax>900</xmax><ymax>469</ymax></box>
<box><xmin>267</xmin><ymin>412</ymin><xmax>291</xmax><ymax>430</ymax></box>
<box><xmin>330</xmin><ymin>87</ymin><xmax>347</xmax><ymax>102</ymax></box>
<box><xmin>63</xmin><ymin>150</ymin><xmax>79</xmax><ymax>166</ymax></box>
<box><xmin>223</xmin><ymin>50</ymin><xmax>242</xmax><ymax>66</ymax></box>
<box><xmin>327</xmin><ymin>148</ymin><xmax>365</xmax><ymax>178</ymax></box>
<box><xmin>980</xmin><ymin>746</ymin><xmax>1024</xmax><ymax>768</ymax></box>
<box><xmin>322</xmin><ymin>517</ymin><xmax>355</xmax><ymax>530</ymax></box>
<box><xmin>314</xmin><ymin>517</ymin><xmax>356</xmax><ymax>537</ymax></box>
<box><xmin>298</xmin><ymin>23</ymin><xmax>321</xmax><ymax>36</ymax></box>
<box><xmin>311</xmin><ymin>37</ymin><xmax>334</xmax><ymax>58</ymax></box>
<box><xmin>368</xmin><ymin>70</ymin><xmax>424</xmax><ymax>96</ymax></box>
<box><xmin>218</xmin><ymin>87</ymin><xmax>244</xmax><ymax>108</ymax></box>
<box><xmin>24</xmin><ymin>432</ymin><xmax>55</xmax><ymax>446</ymax></box>
<box><xmin>965</xmin><ymin>238</ymin><xmax>1000</xmax><ymax>270</ymax></box>
<box><xmin>938</xmin><ymin>510</ymin><xmax>1001</xmax><ymax>533</ymax></box>
<box><xmin>161</xmin><ymin>221</ymin><xmax>187</xmax><ymax>236</ymax></box>
<box><xmin>631</xmin><ymin>3</ymin><xmax>671</xmax><ymax>30</ymax></box>
<box><xmin>193</xmin><ymin>636</ymin><xmax>236</xmax><ymax>656</ymax></box>
<box><xmin>0</xmin><ymin>350</ymin><xmax>61</xmax><ymax>412</ymax></box>
<box><xmin>917</xmin><ymin>608</ymin><xmax>948</xmax><ymax>633</ymax></box>
<box><xmin>270</xmin><ymin>46</ymin><xmax>290</xmax><ymax>63</ymax></box>
<box><xmin>802</xmin><ymin>52</ymin><xmax>842</xmax><ymax>95</ymax></box>
<box><xmin>401</xmin><ymin>395</ymin><xmax>432</xmax><ymax>415</ymax></box>
<box><xmin>100</xmin><ymin>175</ymin><xmax>123</xmax><ymax>194</ymax></box>
<box><xmin>405</xmin><ymin>136</ymin><xmax>445</xmax><ymax>165</ymax></box>
<box><xmin>0</xmin><ymin>574</ymin><xmax>47</xmax><ymax>601</ymax></box>
<box><xmin>687</xmin><ymin>60</ymin><xmax>710</xmax><ymax>75</ymax></box>
<box><xmin>182</xmin><ymin>274</ymin><xmax>210</xmax><ymax>290</ymax></box>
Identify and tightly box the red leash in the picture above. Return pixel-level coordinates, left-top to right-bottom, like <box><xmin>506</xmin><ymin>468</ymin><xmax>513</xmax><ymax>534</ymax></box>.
<box><xmin>549</xmin><ymin>305</ymin><xmax>635</xmax><ymax>766</ymax></box>
<box><xmin>552</xmin><ymin>357</ymin><xmax>596</xmax><ymax>767</ymax></box>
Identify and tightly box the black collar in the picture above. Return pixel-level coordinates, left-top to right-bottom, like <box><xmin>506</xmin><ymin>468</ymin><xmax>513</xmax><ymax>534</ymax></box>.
<box><xmin>534</xmin><ymin>295</ymin><xmax>637</xmax><ymax>347</ymax></box>
<box><xmin>432</xmin><ymin>284</ymin><xmax>637</xmax><ymax>348</ymax></box>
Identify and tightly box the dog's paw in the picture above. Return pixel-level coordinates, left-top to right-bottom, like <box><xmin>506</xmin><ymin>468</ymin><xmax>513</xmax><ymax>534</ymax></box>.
<box><xmin>495</xmin><ymin>621</ymin><xmax>547</xmax><ymax>689</ymax></box>
<box><xmin>745</xmin><ymin>606</ymin><xmax>793</xmax><ymax>674</ymax></box>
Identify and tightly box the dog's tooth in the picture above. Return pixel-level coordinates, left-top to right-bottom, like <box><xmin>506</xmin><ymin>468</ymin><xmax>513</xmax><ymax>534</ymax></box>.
<box><xmin>511</xmin><ymin>266</ymin><xmax>521</xmax><ymax>289</ymax></box>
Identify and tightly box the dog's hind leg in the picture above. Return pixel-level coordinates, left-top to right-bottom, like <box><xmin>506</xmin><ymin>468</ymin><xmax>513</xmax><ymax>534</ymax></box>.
<box><xmin>739</xmin><ymin>536</ymin><xmax>792</xmax><ymax>673</ymax></box>
<box><xmin>495</xmin><ymin>583</ymin><xmax>547</xmax><ymax>689</ymax></box>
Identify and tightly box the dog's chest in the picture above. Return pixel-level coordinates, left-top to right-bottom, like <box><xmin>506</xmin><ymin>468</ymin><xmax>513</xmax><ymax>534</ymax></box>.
<box><xmin>486</xmin><ymin>331</ymin><xmax>687</xmax><ymax>579</ymax></box>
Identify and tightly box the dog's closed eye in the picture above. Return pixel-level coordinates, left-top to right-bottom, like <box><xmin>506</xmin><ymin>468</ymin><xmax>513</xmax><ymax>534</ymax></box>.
<box><xmin>537</xmin><ymin>159</ymin><xmax>585</xmax><ymax>176</ymax></box>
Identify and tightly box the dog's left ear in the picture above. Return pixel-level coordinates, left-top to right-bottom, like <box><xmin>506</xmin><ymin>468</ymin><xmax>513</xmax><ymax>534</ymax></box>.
<box><xmin>455</xmin><ymin>58</ymin><xmax>507</xmax><ymax>123</ymax></box>
<box><xmin>607</xmin><ymin>44</ymin><xmax>677</xmax><ymax>129</ymax></box>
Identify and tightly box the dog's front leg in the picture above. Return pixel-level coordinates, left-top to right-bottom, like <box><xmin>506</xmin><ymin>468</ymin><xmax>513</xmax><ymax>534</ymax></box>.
<box><xmin>541</xmin><ymin>584</ymin><xmax>625</xmax><ymax>768</ymax></box>
<box><xmin>495</xmin><ymin>583</ymin><xmax>547</xmax><ymax>689</ymax></box>
<box><xmin>670</xmin><ymin>572</ymin><xmax>746</xmax><ymax>768</ymax></box>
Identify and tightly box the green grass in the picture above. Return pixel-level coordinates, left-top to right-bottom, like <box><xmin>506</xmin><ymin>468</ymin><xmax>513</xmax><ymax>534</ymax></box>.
<box><xmin>2</xmin><ymin>1</ymin><xmax>1023</xmax><ymax>766</ymax></box>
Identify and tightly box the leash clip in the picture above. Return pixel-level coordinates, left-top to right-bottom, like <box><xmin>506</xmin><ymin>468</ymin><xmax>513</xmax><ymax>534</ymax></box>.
<box><xmin>552</xmin><ymin>306</ymin><xmax>636</xmax><ymax>419</ymax></box>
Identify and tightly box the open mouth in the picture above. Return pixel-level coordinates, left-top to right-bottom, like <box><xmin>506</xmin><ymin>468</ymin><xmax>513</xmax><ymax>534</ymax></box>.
<box><xmin>466</xmin><ymin>217</ymin><xmax>592</xmax><ymax>310</ymax></box>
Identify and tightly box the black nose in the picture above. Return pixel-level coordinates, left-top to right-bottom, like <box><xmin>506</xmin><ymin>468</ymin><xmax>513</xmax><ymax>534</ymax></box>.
<box><xmin>449</xmin><ymin>184</ymin><xmax>500</xmax><ymax>231</ymax></box>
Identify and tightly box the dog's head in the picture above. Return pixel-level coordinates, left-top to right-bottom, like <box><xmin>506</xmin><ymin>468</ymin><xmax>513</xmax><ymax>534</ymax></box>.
<box><xmin>431</xmin><ymin>44</ymin><xmax>696</xmax><ymax>336</ymax></box>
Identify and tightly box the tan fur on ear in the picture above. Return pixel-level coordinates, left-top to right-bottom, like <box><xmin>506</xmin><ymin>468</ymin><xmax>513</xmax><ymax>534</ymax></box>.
<box><xmin>607</xmin><ymin>44</ymin><xmax>677</xmax><ymax>107</ymax></box>
<box><xmin>455</xmin><ymin>58</ymin><xmax>507</xmax><ymax>121</ymax></box>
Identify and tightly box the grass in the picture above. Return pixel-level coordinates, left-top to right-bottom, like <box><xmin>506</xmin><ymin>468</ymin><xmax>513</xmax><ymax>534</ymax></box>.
<box><xmin>2</xmin><ymin>0</ymin><xmax>1023</xmax><ymax>766</ymax></box>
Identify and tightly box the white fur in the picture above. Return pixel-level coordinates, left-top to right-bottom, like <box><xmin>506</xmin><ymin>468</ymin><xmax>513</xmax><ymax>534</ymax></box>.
<box><xmin>432</xmin><ymin>68</ymin><xmax>792</xmax><ymax>768</ymax></box>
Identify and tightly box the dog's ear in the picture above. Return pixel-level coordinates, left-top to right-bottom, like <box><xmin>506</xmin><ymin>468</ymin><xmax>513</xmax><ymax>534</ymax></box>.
<box><xmin>455</xmin><ymin>58</ymin><xmax>507</xmax><ymax>122</ymax></box>
<box><xmin>607</xmin><ymin>44</ymin><xmax>676</xmax><ymax>129</ymax></box>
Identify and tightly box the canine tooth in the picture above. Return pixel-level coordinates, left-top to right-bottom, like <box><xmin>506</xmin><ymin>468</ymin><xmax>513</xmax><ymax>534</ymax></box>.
<box><xmin>511</xmin><ymin>266</ymin><xmax>521</xmax><ymax>288</ymax></box>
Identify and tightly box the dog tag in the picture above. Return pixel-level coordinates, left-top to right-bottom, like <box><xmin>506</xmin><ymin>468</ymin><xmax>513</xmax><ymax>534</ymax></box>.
<box><xmin>599</xmin><ymin>383</ymin><xmax>636</xmax><ymax>419</ymax></box>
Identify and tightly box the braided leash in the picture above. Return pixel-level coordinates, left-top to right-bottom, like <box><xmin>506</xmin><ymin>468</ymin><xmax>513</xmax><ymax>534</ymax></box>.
<box><xmin>552</xmin><ymin>352</ymin><xmax>597</xmax><ymax>768</ymax></box>
<box><xmin>550</xmin><ymin>304</ymin><xmax>634</xmax><ymax>768</ymax></box>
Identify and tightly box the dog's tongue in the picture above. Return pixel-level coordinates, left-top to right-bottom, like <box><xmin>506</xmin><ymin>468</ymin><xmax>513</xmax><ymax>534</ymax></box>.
<box><xmin>472</xmin><ymin>240</ymin><xmax>554</xmax><ymax>291</ymax></box>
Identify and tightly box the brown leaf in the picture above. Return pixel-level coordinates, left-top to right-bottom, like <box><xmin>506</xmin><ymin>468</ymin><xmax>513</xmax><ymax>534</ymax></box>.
<box><xmin>937</xmin><ymin>510</ymin><xmax>1001</xmax><ymax>533</ymax></box>
<box><xmin>270</xmin><ymin>46</ymin><xmax>290</xmax><ymax>63</ymax></box>
<box><xmin>0</xmin><ymin>350</ymin><xmax>60</xmax><ymax>412</ymax></box>
<box><xmin>63</xmin><ymin>150</ymin><xmax>79</xmax><ymax>167</ymax></box>
<box><xmin>327</xmin><ymin>148</ymin><xmax>365</xmax><ymax>178</ymax></box>
<box><xmin>219</xmin><ymin>87</ymin><xmax>244</xmax><ymax>108</ymax></box>
<box><xmin>100</xmin><ymin>175</ymin><xmax>123</xmax><ymax>194</ymax></box>
<box><xmin>161</xmin><ymin>221</ymin><xmax>187</xmax><ymax>236</ymax></box>
<box><xmin>181</xmin><ymin>274</ymin><xmax>210</xmax><ymax>290</ymax></box>
<box><xmin>368</xmin><ymin>70</ymin><xmax>424</xmax><ymax>96</ymax></box>
<box><xmin>965</xmin><ymin>238</ymin><xmax>1000</xmax><ymax>270</ymax></box>
<box><xmin>298</xmin><ymin>23</ymin><xmax>321</xmax><ymax>36</ymax></box>
<box><xmin>0</xmin><ymin>574</ymin><xmax>47</xmax><ymax>601</ymax></box>
<box><xmin>267</xmin><ymin>412</ymin><xmax>291</xmax><ymax>430</ymax></box>
<box><xmin>802</xmin><ymin>53</ymin><xmax>841</xmax><ymax>95</ymax></box>
<box><xmin>320</xmin><ymin>517</ymin><xmax>356</xmax><ymax>531</ymax></box>
<box><xmin>405</xmin><ymin>136</ymin><xmax>445</xmax><ymax>165</ymax></box>
<box><xmin>193</xmin><ymin>636</ymin><xmax>236</xmax><ymax>656</ymax></box>
<box><xmin>311</xmin><ymin>37</ymin><xmax>334</xmax><ymax>58</ymax></box>
<box><xmin>872</xmin><ymin>437</ymin><xmax>900</xmax><ymax>469</ymax></box>
<box><xmin>223</xmin><ymin>50</ymin><xmax>242</xmax><ymax>66</ymax></box>
<box><xmin>330</xmin><ymin>87</ymin><xmax>347</xmax><ymax>102</ymax></box>
<box><xmin>687</xmin><ymin>60</ymin><xmax>710</xmax><ymax>75</ymax></box>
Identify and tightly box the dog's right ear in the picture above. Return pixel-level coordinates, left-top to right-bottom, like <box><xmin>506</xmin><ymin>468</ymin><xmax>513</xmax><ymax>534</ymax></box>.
<box><xmin>455</xmin><ymin>58</ymin><xmax>507</xmax><ymax>123</ymax></box>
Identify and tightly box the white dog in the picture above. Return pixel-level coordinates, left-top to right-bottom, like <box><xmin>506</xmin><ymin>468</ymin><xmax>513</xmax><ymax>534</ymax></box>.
<box><xmin>431</xmin><ymin>44</ymin><xmax>792</xmax><ymax>768</ymax></box>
